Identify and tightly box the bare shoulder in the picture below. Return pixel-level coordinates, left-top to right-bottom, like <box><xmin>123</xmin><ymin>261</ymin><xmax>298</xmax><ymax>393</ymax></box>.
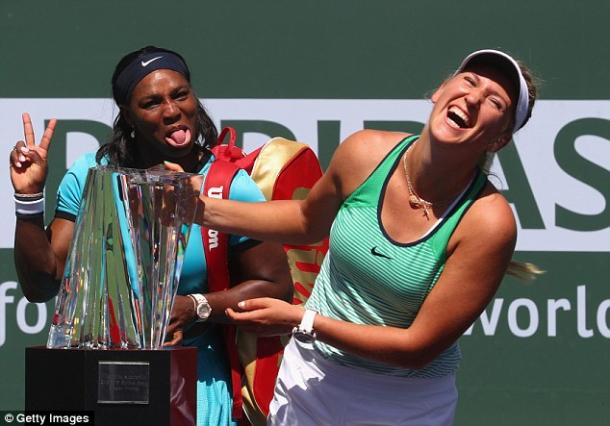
<box><xmin>335</xmin><ymin>129</ymin><xmax>411</xmax><ymax>160</ymax></box>
<box><xmin>457</xmin><ymin>182</ymin><xmax>517</xmax><ymax>252</ymax></box>
<box><xmin>329</xmin><ymin>130</ymin><xmax>411</xmax><ymax>193</ymax></box>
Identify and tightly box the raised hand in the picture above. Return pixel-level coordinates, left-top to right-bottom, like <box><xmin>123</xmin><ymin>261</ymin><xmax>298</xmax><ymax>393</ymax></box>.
<box><xmin>9</xmin><ymin>113</ymin><xmax>57</xmax><ymax>194</ymax></box>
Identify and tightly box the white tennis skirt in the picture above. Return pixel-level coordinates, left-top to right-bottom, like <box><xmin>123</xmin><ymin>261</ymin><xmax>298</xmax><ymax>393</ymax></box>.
<box><xmin>268</xmin><ymin>338</ymin><xmax>458</xmax><ymax>426</ymax></box>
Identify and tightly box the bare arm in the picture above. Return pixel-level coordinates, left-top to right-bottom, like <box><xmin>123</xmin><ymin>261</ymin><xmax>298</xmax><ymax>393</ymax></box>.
<box><xmin>227</xmin><ymin>190</ymin><xmax>517</xmax><ymax>369</ymax></box>
<box><xmin>198</xmin><ymin>130</ymin><xmax>395</xmax><ymax>245</ymax></box>
<box><xmin>165</xmin><ymin>240</ymin><xmax>294</xmax><ymax>344</ymax></box>
<box><xmin>201</xmin><ymin>172</ymin><xmax>340</xmax><ymax>245</ymax></box>
<box><xmin>211</xmin><ymin>240</ymin><xmax>294</xmax><ymax>317</ymax></box>
<box><xmin>14</xmin><ymin>217</ymin><xmax>73</xmax><ymax>302</ymax></box>
<box><xmin>10</xmin><ymin>113</ymin><xmax>65</xmax><ymax>303</ymax></box>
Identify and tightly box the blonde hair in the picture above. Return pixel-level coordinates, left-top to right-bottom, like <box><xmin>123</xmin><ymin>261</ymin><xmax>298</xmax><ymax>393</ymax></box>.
<box><xmin>506</xmin><ymin>260</ymin><xmax>545</xmax><ymax>281</ymax></box>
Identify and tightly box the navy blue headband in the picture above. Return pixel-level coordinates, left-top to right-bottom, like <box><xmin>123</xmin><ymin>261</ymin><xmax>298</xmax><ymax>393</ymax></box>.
<box><xmin>114</xmin><ymin>52</ymin><xmax>190</xmax><ymax>105</ymax></box>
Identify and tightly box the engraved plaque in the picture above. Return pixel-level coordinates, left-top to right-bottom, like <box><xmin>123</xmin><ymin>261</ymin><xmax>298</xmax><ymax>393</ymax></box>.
<box><xmin>98</xmin><ymin>361</ymin><xmax>150</xmax><ymax>404</ymax></box>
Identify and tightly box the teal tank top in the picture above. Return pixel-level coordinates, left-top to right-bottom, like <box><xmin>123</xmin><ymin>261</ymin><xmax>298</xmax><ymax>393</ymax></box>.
<box><xmin>305</xmin><ymin>135</ymin><xmax>487</xmax><ymax>377</ymax></box>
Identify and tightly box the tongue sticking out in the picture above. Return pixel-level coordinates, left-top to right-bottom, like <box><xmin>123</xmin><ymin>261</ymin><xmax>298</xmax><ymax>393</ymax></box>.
<box><xmin>166</xmin><ymin>129</ymin><xmax>191</xmax><ymax>146</ymax></box>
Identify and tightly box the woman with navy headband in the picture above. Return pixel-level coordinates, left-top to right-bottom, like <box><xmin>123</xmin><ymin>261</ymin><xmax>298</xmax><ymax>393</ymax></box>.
<box><xmin>10</xmin><ymin>46</ymin><xmax>293</xmax><ymax>425</ymax></box>
<box><xmin>180</xmin><ymin>49</ymin><xmax>539</xmax><ymax>425</ymax></box>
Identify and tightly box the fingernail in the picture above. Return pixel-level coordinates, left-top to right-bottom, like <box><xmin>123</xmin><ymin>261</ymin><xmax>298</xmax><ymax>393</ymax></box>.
<box><xmin>19</xmin><ymin>155</ymin><xmax>26</xmax><ymax>162</ymax></box>
<box><xmin>15</xmin><ymin>162</ymin><xmax>21</xmax><ymax>168</ymax></box>
<box><xmin>238</xmin><ymin>301</ymin><xmax>245</xmax><ymax>308</ymax></box>
<box><xmin>20</xmin><ymin>147</ymin><xmax>29</xmax><ymax>153</ymax></box>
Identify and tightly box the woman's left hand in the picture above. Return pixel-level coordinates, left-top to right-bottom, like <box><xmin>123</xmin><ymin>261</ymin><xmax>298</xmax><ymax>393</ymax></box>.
<box><xmin>226</xmin><ymin>297</ymin><xmax>304</xmax><ymax>336</ymax></box>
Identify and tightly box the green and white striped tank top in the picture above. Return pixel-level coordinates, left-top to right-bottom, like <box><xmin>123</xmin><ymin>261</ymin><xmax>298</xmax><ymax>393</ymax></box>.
<box><xmin>305</xmin><ymin>135</ymin><xmax>487</xmax><ymax>377</ymax></box>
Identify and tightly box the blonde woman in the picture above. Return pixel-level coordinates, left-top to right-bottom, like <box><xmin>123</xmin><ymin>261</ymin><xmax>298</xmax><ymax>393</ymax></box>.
<box><xmin>181</xmin><ymin>49</ymin><xmax>536</xmax><ymax>425</ymax></box>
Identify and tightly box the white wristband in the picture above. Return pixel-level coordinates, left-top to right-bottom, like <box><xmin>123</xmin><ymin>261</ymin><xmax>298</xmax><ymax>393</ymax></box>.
<box><xmin>15</xmin><ymin>196</ymin><xmax>44</xmax><ymax>216</ymax></box>
<box><xmin>300</xmin><ymin>310</ymin><xmax>317</xmax><ymax>333</ymax></box>
<box><xmin>292</xmin><ymin>309</ymin><xmax>317</xmax><ymax>342</ymax></box>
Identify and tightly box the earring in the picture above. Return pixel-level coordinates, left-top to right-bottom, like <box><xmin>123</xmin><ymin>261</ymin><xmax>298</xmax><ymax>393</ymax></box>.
<box><xmin>130</xmin><ymin>129</ymin><xmax>135</xmax><ymax>139</ymax></box>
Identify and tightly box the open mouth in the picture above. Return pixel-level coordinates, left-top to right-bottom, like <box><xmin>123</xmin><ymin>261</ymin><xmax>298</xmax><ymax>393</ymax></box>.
<box><xmin>447</xmin><ymin>106</ymin><xmax>470</xmax><ymax>129</ymax></box>
<box><xmin>165</xmin><ymin>126</ymin><xmax>192</xmax><ymax>147</ymax></box>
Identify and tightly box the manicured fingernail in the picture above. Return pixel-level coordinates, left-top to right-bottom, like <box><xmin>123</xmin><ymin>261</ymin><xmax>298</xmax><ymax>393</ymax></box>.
<box><xmin>15</xmin><ymin>162</ymin><xmax>21</xmax><ymax>168</ymax></box>
<box><xmin>19</xmin><ymin>155</ymin><xmax>26</xmax><ymax>162</ymax></box>
<box><xmin>20</xmin><ymin>147</ymin><xmax>29</xmax><ymax>153</ymax></box>
<box><xmin>238</xmin><ymin>301</ymin><xmax>245</xmax><ymax>308</ymax></box>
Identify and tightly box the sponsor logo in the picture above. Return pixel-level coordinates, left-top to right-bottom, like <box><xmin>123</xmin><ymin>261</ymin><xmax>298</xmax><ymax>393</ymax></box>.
<box><xmin>208</xmin><ymin>229</ymin><xmax>219</xmax><ymax>250</ymax></box>
<box><xmin>370</xmin><ymin>246</ymin><xmax>392</xmax><ymax>259</ymax></box>
<box><xmin>206</xmin><ymin>186</ymin><xmax>224</xmax><ymax>249</ymax></box>
<box><xmin>140</xmin><ymin>56</ymin><xmax>162</xmax><ymax>67</ymax></box>
<box><xmin>465</xmin><ymin>285</ymin><xmax>610</xmax><ymax>339</ymax></box>
<box><xmin>207</xmin><ymin>186</ymin><xmax>223</xmax><ymax>200</ymax></box>
<box><xmin>0</xmin><ymin>282</ymin><xmax>47</xmax><ymax>347</ymax></box>
<box><xmin>1</xmin><ymin>99</ymin><xmax>608</xmax><ymax>251</ymax></box>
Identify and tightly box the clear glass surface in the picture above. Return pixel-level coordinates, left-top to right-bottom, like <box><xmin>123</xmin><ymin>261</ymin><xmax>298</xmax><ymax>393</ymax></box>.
<box><xmin>47</xmin><ymin>166</ymin><xmax>203</xmax><ymax>350</ymax></box>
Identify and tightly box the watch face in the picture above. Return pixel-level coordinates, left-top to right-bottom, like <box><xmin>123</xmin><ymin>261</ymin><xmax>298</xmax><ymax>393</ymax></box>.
<box><xmin>293</xmin><ymin>331</ymin><xmax>315</xmax><ymax>343</ymax></box>
<box><xmin>196</xmin><ymin>302</ymin><xmax>211</xmax><ymax>320</ymax></box>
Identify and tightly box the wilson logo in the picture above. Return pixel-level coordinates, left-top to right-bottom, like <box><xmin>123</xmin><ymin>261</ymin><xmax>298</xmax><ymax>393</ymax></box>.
<box><xmin>208</xmin><ymin>229</ymin><xmax>219</xmax><ymax>249</ymax></box>
<box><xmin>207</xmin><ymin>186</ymin><xmax>224</xmax><ymax>249</ymax></box>
<box><xmin>207</xmin><ymin>186</ymin><xmax>224</xmax><ymax>199</ymax></box>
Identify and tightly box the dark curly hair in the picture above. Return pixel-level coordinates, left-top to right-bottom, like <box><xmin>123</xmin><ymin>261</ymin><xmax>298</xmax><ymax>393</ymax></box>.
<box><xmin>96</xmin><ymin>46</ymin><xmax>218</xmax><ymax>169</ymax></box>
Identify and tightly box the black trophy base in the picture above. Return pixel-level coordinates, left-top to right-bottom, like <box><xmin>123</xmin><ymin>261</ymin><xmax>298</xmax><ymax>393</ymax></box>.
<box><xmin>25</xmin><ymin>346</ymin><xmax>197</xmax><ymax>426</ymax></box>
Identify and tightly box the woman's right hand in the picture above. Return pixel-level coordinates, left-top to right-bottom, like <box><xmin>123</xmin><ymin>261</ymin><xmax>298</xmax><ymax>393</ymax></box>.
<box><xmin>9</xmin><ymin>113</ymin><xmax>57</xmax><ymax>194</ymax></box>
<box><xmin>163</xmin><ymin>160</ymin><xmax>206</xmax><ymax>225</ymax></box>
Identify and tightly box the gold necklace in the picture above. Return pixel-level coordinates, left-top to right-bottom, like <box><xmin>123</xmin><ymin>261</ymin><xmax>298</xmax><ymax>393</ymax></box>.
<box><xmin>402</xmin><ymin>147</ymin><xmax>433</xmax><ymax>220</ymax></box>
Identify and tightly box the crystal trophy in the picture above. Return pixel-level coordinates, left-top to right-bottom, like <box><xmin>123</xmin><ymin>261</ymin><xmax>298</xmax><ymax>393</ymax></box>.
<box><xmin>47</xmin><ymin>166</ymin><xmax>203</xmax><ymax>350</ymax></box>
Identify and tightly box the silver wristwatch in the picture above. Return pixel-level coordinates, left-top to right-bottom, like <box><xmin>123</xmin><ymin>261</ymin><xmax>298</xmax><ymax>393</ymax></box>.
<box><xmin>292</xmin><ymin>309</ymin><xmax>317</xmax><ymax>343</ymax></box>
<box><xmin>188</xmin><ymin>293</ymin><xmax>212</xmax><ymax>322</ymax></box>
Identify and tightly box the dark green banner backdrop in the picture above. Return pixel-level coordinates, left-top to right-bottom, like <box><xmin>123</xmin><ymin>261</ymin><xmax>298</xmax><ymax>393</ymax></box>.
<box><xmin>1</xmin><ymin>2</ymin><xmax>609</xmax><ymax>425</ymax></box>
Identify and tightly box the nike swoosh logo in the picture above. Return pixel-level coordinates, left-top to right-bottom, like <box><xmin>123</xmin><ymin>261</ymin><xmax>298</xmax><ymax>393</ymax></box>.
<box><xmin>141</xmin><ymin>56</ymin><xmax>163</xmax><ymax>67</ymax></box>
<box><xmin>370</xmin><ymin>246</ymin><xmax>392</xmax><ymax>259</ymax></box>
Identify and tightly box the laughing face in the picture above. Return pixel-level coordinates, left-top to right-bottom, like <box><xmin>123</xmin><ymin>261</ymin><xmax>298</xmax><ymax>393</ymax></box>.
<box><xmin>125</xmin><ymin>69</ymin><xmax>199</xmax><ymax>160</ymax></box>
<box><xmin>429</xmin><ymin>64</ymin><xmax>517</xmax><ymax>153</ymax></box>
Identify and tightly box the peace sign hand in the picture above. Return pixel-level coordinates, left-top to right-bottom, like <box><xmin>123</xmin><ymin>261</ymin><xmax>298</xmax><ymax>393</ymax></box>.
<box><xmin>9</xmin><ymin>113</ymin><xmax>57</xmax><ymax>194</ymax></box>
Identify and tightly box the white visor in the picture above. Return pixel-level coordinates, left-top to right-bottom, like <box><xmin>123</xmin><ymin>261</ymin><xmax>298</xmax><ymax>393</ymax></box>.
<box><xmin>455</xmin><ymin>49</ymin><xmax>530</xmax><ymax>133</ymax></box>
